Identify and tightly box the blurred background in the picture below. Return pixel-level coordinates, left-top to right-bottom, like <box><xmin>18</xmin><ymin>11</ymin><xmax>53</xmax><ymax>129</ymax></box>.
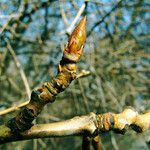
<box><xmin>0</xmin><ymin>0</ymin><xmax>150</xmax><ymax>149</ymax></box>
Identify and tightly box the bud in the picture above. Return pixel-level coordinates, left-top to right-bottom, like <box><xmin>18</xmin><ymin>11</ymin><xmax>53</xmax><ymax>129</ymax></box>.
<box><xmin>64</xmin><ymin>16</ymin><xmax>86</xmax><ymax>62</ymax></box>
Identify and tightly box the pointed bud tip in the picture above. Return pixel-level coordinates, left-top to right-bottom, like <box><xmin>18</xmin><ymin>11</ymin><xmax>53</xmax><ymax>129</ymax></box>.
<box><xmin>75</xmin><ymin>16</ymin><xmax>86</xmax><ymax>31</ymax></box>
<box><xmin>63</xmin><ymin>16</ymin><xmax>87</xmax><ymax>63</ymax></box>
<box><xmin>80</xmin><ymin>16</ymin><xmax>86</xmax><ymax>26</ymax></box>
<box><xmin>82</xmin><ymin>16</ymin><xmax>86</xmax><ymax>25</ymax></box>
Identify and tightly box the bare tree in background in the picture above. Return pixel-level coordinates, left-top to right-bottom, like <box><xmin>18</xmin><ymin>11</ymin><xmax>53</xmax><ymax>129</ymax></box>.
<box><xmin>0</xmin><ymin>0</ymin><xmax>150</xmax><ymax>150</ymax></box>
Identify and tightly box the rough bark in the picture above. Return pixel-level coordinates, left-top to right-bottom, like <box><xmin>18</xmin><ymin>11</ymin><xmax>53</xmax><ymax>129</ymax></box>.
<box><xmin>0</xmin><ymin>108</ymin><xmax>150</xmax><ymax>144</ymax></box>
<box><xmin>5</xmin><ymin>16</ymin><xmax>86</xmax><ymax>133</ymax></box>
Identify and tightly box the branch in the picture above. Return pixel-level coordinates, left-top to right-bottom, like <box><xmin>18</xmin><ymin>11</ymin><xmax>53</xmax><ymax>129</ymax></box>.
<box><xmin>0</xmin><ymin>70</ymin><xmax>90</xmax><ymax>116</ymax></box>
<box><xmin>66</xmin><ymin>3</ymin><xmax>86</xmax><ymax>35</ymax></box>
<box><xmin>0</xmin><ymin>101</ymin><xmax>29</xmax><ymax>116</ymax></box>
<box><xmin>0</xmin><ymin>108</ymin><xmax>150</xmax><ymax>144</ymax></box>
<box><xmin>87</xmin><ymin>0</ymin><xmax>123</xmax><ymax>37</ymax></box>
<box><xmin>5</xmin><ymin>16</ymin><xmax>86</xmax><ymax>133</ymax></box>
<box><xmin>92</xmin><ymin>136</ymin><xmax>101</xmax><ymax>150</ymax></box>
<box><xmin>7</xmin><ymin>42</ymin><xmax>31</xmax><ymax>99</ymax></box>
<box><xmin>60</xmin><ymin>1</ymin><xmax>87</xmax><ymax>35</ymax></box>
<box><xmin>82</xmin><ymin>135</ymin><xmax>101</xmax><ymax>150</ymax></box>
<box><xmin>59</xmin><ymin>0</ymin><xmax>69</xmax><ymax>26</ymax></box>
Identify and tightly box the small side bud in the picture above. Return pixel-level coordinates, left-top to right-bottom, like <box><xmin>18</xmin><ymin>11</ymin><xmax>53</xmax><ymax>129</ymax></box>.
<box><xmin>64</xmin><ymin>16</ymin><xmax>86</xmax><ymax>62</ymax></box>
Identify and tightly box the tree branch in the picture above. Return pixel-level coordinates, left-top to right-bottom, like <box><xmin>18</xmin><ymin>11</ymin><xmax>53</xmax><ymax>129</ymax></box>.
<box><xmin>5</xmin><ymin>16</ymin><xmax>86</xmax><ymax>133</ymax></box>
<box><xmin>7</xmin><ymin>42</ymin><xmax>31</xmax><ymax>99</ymax></box>
<box><xmin>87</xmin><ymin>0</ymin><xmax>123</xmax><ymax>37</ymax></box>
<box><xmin>0</xmin><ymin>70</ymin><xmax>90</xmax><ymax>116</ymax></box>
<box><xmin>92</xmin><ymin>136</ymin><xmax>101</xmax><ymax>150</ymax></box>
<box><xmin>0</xmin><ymin>108</ymin><xmax>149</xmax><ymax>144</ymax></box>
<box><xmin>60</xmin><ymin>1</ymin><xmax>87</xmax><ymax>35</ymax></box>
<box><xmin>0</xmin><ymin>101</ymin><xmax>29</xmax><ymax>116</ymax></box>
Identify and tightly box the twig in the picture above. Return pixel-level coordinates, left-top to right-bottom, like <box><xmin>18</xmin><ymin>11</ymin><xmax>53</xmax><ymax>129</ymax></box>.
<box><xmin>0</xmin><ymin>101</ymin><xmax>29</xmax><ymax>116</ymax></box>
<box><xmin>7</xmin><ymin>42</ymin><xmax>31</xmax><ymax>99</ymax></box>
<box><xmin>87</xmin><ymin>0</ymin><xmax>123</xmax><ymax>36</ymax></box>
<box><xmin>59</xmin><ymin>0</ymin><xmax>69</xmax><ymax>26</ymax></box>
<box><xmin>60</xmin><ymin>2</ymin><xmax>86</xmax><ymax>35</ymax></box>
<box><xmin>76</xmin><ymin>70</ymin><xmax>90</xmax><ymax>79</ymax></box>
<box><xmin>110</xmin><ymin>132</ymin><xmax>119</xmax><ymax>150</ymax></box>
<box><xmin>0</xmin><ymin>70</ymin><xmax>90</xmax><ymax>116</ymax></box>
<box><xmin>0</xmin><ymin>0</ymin><xmax>25</xmax><ymax>34</ymax></box>
<box><xmin>92</xmin><ymin>135</ymin><xmax>101</xmax><ymax>150</ymax></box>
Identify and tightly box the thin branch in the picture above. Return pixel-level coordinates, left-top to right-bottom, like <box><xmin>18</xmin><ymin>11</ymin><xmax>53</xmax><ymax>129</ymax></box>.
<box><xmin>0</xmin><ymin>70</ymin><xmax>90</xmax><ymax>116</ymax></box>
<box><xmin>60</xmin><ymin>2</ymin><xmax>86</xmax><ymax>35</ymax></box>
<box><xmin>7</xmin><ymin>42</ymin><xmax>31</xmax><ymax>99</ymax></box>
<box><xmin>66</xmin><ymin>3</ymin><xmax>86</xmax><ymax>35</ymax></box>
<box><xmin>59</xmin><ymin>0</ymin><xmax>69</xmax><ymax>26</ymax></box>
<box><xmin>92</xmin><ymin>135</ymin><xmax>101</xmax><ymax>150</ymax></box>
<box><xmin>87</xmin><ymin>0</ymin><xmax>123</xmax><ymax>37</ymax></box>
<box><xmin>82</xmin><ymin>135</ymin><xmax>102</xmax><ymax>150</ymax></box>
<box><xmin>0</xmin><ymin>101</ymin><xmax>29</xmax><ymax>116</ymax></box>
<box><xmin>110</xmin><ymin>132</ymin><xmax>119</xmax><ymax>150</ymax></box>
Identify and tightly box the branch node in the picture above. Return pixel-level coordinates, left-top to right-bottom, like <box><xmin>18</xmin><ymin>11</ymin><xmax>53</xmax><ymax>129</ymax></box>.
<box><xmin>6</xmin><ymin>108</ymin><xmax>34</xmax><ymax>133</ymax></box>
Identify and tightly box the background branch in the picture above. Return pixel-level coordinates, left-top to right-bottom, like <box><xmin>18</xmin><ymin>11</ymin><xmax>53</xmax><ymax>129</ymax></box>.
<box><xmin>60</xmin><ymin>1</ymin><xmax>87</xmax><ymax>35</ymax></box>
<box><xmin>7</xmin><ymin>42</ymin><xmax>31</xmax><ymax>99</ymax></box>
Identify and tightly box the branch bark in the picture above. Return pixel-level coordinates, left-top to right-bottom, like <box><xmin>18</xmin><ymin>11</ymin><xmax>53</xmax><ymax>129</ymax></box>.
<box><xmin>0</xmin><ymin>15</ymin><xmax>149</xmax><ymax>147</ymax></box>
<box><xmin>5</xmin><ymin>16</ymin><xmax>86</xmax><ymax>133</ymax></box>
<box><xmin>0</xmin><ymin>108</ymin><xmax>150</xmax><ymax>144</ymax></box>
<box><xmin>0</xmin><ymin>70</ymin><xmax>90</xmax><ymax>116</ymax></box>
